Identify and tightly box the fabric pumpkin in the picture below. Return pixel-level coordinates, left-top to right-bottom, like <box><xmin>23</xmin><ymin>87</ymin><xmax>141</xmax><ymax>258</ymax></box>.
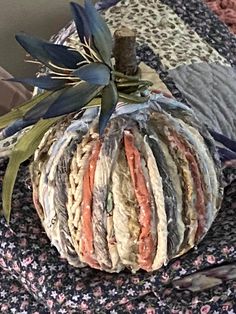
<box><xmin>30</xmin><ymin>92</ymin><xmax>223</xmax><ymax>273</ymax></box>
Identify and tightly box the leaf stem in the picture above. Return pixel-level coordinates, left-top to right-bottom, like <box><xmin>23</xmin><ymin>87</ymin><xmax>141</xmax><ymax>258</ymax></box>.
<box><xmin>116</xmin><ymin>80</ymin><xmax>153</xmax><ymax>87</ymax></box>
<box><xmin>112</xmin><ymin>70</ymin><xmax>140</xmax><ymax>81</ymax></box>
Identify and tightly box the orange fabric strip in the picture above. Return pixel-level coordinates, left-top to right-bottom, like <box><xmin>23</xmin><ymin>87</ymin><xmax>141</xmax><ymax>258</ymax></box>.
<box><xmin>80</xmin><ymin>140</ymin><xmax>101</xmax><ymax>269</ymax></box>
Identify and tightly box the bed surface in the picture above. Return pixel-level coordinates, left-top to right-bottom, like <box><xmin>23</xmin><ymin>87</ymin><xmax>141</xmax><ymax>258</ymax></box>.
<box><xmin>0</xmin><ymin>1</ymin><xmax>236</xmax><ymax>313</ymax></box>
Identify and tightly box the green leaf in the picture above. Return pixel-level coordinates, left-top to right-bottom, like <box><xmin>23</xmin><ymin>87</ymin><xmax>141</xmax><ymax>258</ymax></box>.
<box><xmin>2</xmin><ymin>118</ymin><xmax>59</xmax><ymax>223</ymax></box>
<box><xmin>113</xmin><ymin>70</ymin><xmax>140</xmax><ymax>82</ymax></box>
<box><xmin>0</xmin><ymin>91</ymin><xmax>52</xmax><ymax>129</ymax></box>
<box><xmin>84</xmin><ymin>97</ymin><xmax>101</xmax><ymax>109</ymax></box>
<box><xmin>99</xmin><ymin>81</ymin><xmax>118</xmax><ymax>135</ymax></box>
<box><xmin>0</xmin><ymin>89</ymin><xmax>66</xmax><ymax>140</ymax></box>
<box><xmin>116</xmin><ymin>80</ymin><xmax>153</xmax><ymax>88</ymax></box>
<box><xmin>116</xmin><ymin>80</ymin><xmax>153</xmax><ymax>94</ymax></box>
<box><xmin>118</xmin><ymin>92</ymin><xmax>149</xmax><ymax>103</ymax></box>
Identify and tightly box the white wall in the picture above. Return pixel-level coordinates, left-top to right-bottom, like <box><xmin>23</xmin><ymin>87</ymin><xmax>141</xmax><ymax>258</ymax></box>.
<box><xmin>0</xmin><ymin>0</ymin><xmax>83</xmax><ymax>77</ymax></box>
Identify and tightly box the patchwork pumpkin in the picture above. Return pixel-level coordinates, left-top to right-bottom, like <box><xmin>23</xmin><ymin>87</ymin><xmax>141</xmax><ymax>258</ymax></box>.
<box><xmin>31</xmin><ymin>94</ymin><xmax>223</xmax><ymax>273</ymax></box>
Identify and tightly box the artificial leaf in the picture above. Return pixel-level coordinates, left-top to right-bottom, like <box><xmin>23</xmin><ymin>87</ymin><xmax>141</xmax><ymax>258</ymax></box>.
<box><xmin>44</xmin><ymin>42</ymin><xmax>85</xmax><ymax>69</ymax></box>
<box><xmin>0</xmin><ymin>118</ymin><xmax>37</xmax><ymax>140</ymax></box>
<box><xmin>116</xmin><ymin>80</ymin><xmax>153</xmax><ymax>94</ymax></box>
<box><xmin>7</xmin><ymin>75</ymin><xmax>66</xmax><ymax>90</ymax></box>
<box><xmin>217</xmin><ymin>147</ymin><xmax>236</xmax><ymax>162</ymax></box>
<box><xmin>99</xmin><ymin>81</ymin><xmax>118</xmax><ymax>135</ymax></box>
<box><xmin>2</xmin><ymin>118</ymin><xmax>59</xmax><ymax>223</ymax></box>
<box><xmin>0</xmin><ymin>89</ymin><xmax>65</xmax><ymax>139</ymax></box>
<box><xmin>84</xmin><ymin>97</ymin><xmax>101</xmax><ymax>109</ymax></box>
<box><xmin>209</xmin><ymin>129</ymin><xmax>236</xmax><ymax>152</ymax></box>
<box><xmin>113</xmin><ymin>70</ymin><xmax>140</xmax><ymax>82</ymax></box>
<box><xmin>118</xmin><ymin>92</ymin><xmax>149</xmax><ymax>103</ymax></box>
<box><xmin>0</xmin><ymin>91</ymin><xmax>52</xmax><ymax>129</ymax></box>
<box><xmin>116</xmin><ymin>80</ymin><xmax>152</xmax><ymax>88</ymax></box>
<box><xmin>24</xmin><ymin>88</ymin><xmax>66</xmax><ymax>120</ymax></box>
<box><xmin>84</xmin><ymin>0</ymin><xmax>113</xmax><ymax>65</ymax></box>
<box><xmin>16</xmin><ymin>33</ymin><xmax>84</xmax><ymax>69</ymax></box>
<box><xmin>95</xmin><ymin>0</ymin><xmax>121</xmax><ymax>10</ymax></box>
<box><xmin>44</xmin><ymin>82</ymin><xmax>103</xmax><ymax>118</ymax></box>
<box><xmin>70</xmin><ymin>2</ymin><xmax>91</xmax><ymax>46</ymax></box>
<box><xmin>73</xmin><ymin>63</ymin><xmax>110</xmax><ymax>85</ymax></box>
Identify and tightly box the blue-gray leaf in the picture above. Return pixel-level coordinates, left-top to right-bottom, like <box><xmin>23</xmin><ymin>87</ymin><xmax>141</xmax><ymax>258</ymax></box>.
<box><xmin>70</xmin><ymin>2</ymin><xmax>91</xmax><ymax>46</ymax></box>
<box><xmin>73</xmin><ymin>63</ymin><xmax>110</xmax><ymax>86</ymax></box>
<box><xmin>84</xmin><ymin>0</ymin><xmax>113</xmax><ymax>66</ymax></box>
<box><xmin>0</xmin><ymin>118</ymin><xmax>37</xmax><ymax>140</ymax></box>
<box><xmin>24</xmin><ymin>89</ymin><xmax>65</xmax><ymax>121</ymax></box>
<box><xmin>16</xmin><ymin>33</ymin><xmax>85</xmax><ymax>69</ymax></box>
<box><xmin>6</xmin><ymin>76</ymin><xmax>66</xmax><ymax>90</ymax></box>
<box><xmin>209</xmin><ymin>129</ymin><xmax>236</xmax><ymax>153</ymax></box>
<box><xmin>99</xmin><ymin>81</ymin><xmax>118</xmax><ymax>135</ymax></box>
<box><xmin>217</xmin><ymin>147</ymin><xmax>236</xmax><ymax>162</ymax></box>
<box><xmin>44</xmin><ymin>82</ymin><xmax>103</xmax><ymax>118</ymax></box>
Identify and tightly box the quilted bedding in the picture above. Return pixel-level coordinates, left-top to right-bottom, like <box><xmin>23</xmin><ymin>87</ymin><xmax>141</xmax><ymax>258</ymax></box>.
<box><xmin>0</xmin><ymin>0</ymin><xmax>236</xmax><ymax>313</ymax></box>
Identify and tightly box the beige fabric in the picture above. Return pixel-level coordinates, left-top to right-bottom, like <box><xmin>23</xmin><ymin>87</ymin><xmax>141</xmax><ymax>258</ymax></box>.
<box><xmin>0</xmin><ymin>66</ymin><xmax>31</xmax><ymax>115</ymax></box>
<box><xmin>102</xmin><ymin>0</ymin><xmax>229</xmax><ymax>69</ymax></box>
<box><xmin>139</xmin><ymin>62</ymin><xmax>170</xmax><ymax>93</ymax></box>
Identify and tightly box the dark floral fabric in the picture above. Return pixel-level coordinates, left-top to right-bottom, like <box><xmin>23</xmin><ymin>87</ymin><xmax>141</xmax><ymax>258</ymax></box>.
<box><xmin>1</xmin><ymin>0</ymin><xmax>236</xmax><ymax>313</ymax></box>
<box><xmin>0</xmin><ymin>161</ymin><xmax>236</xmax><ymax>313</ymax></box>
<box><xmin>0</xmin><ymin>268</ymin><xmax>48</xmax><ymax>314</ymax></box>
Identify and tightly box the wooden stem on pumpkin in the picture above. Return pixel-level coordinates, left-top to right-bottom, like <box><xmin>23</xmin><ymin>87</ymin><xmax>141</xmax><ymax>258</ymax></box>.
<box><xmin>113</xmin><ymin>27</ymin><xmax>138</xmax><ymax>76</ymax></box>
